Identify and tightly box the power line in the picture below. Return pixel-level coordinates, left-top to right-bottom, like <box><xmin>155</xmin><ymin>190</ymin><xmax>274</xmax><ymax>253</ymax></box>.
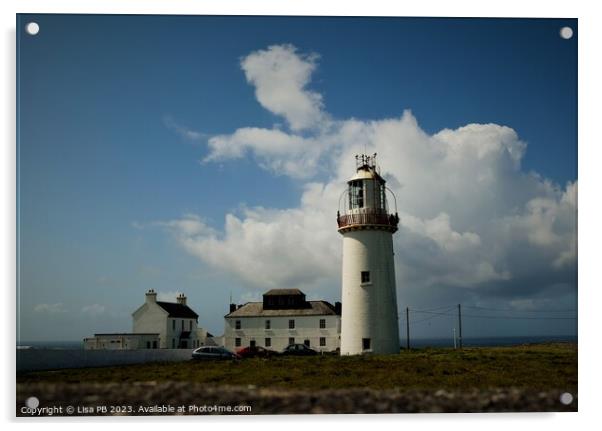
<box><xmin>461</xmin><ymin>314</ymin><xmax>577</xmax><ymax>321</ymax></box>
<box><xmin>409</xmin><ymin>304</ymin><xmax>457</xmax><ymax>313</ymax></box>
<box><xmin>409</xmin><ymin>309</ymin><xmax>576</xmax><ymax>320</ymax></box>
<box><xmin>463</xmin><ymin>305</ymin><xmax>577</xmax><ymax>313</ymax></box>
<box><xmin>409</xmin><ymin>306</ymin><xmax>456</xmax><ymax>325</ymax></box>
<box><xmin>410</xmin><ymin>314</ymin><xmax>450</xmax><ymax>325</ymax></box>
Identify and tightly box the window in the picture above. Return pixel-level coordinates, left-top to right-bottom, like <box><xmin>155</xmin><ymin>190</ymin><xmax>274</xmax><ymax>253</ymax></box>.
<box><xmin>361</xmin><ymin>271</ymin><xmax>371</xmax><ymax>283</ymax></box>
<box><xmin>181</xmin><ymin>320</ymin><xmax>184</xmax><ymax>330</ymax></box>
<box><xmin>319</xmin><ymin>319</ymin><xmax>326</xmax><ymax>329</ymax></box>
<box><xmin>288</xmin><ymin>337</ymin><xmax>295</xmax><ymax>345</ymax></box>
<box><xmin>172</xmin><ymin>338</ymin><xmax>176</xmax><ymax>349</ymax></box>
<box><xmin>265</xmin><ymin>338</ymin><xmax>271</xmax><ymax>347</ymax></box>
<box><xmin>289</xmin><ymin>319</ymin><xmax>295</xmax><ymax>329</ymax></box>
<box><xmin>172</xmin><ymin>319</ymin><xmax>175</xmax><ymax>330</ymax></box>
<box><xmin>152</xmin><ymin>341</ymin><xmax>157</xmax><ymax>349</ymax></box>
<box><xmin>235</xmin><ymin>320</ymin><xmax>241</xmax><ymax>330</ymax></box>
<box><xmin>320</xmin><ymin>337</ymin><xmax>326</xmax><ymax>347</ymax></box>
<box><xmin>349</xmin><ymin>180</ymin><xmax>364</xmax><ymax>209</ymax></box>
<box><xmin>235</xmin><ymin>338</ymin><xmax>241</xmax><ymax>347</ymax></box>
<box><xmin>265</xmin><ymin>320</ymin><xmax>271</xmax><ymax>330</ymax></box>
<box><xmin>362</xmin><ymin>338</ymin><xmax>371</xmax><ymax>350</ymax></box>
<box><xmin>146</xmin><ymin>341</ymin><xmax>151</xmax><ymax>349</ymax></box>
<box><xmin>189</xmin><ymin>320</ymin><xmax>192</xmax><ymax>331</ymax></box>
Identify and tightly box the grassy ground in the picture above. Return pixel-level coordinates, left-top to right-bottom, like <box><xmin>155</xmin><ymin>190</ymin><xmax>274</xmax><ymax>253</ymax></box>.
<box><xmin>17</xmin><ymin>343</ymin><xmax>577</xmax><ymax>392</ymax></box>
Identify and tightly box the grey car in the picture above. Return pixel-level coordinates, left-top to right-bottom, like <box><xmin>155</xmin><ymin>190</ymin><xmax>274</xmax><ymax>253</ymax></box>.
<box><xmin>191</xmin><ymin>346</ymin><xmax>239</xmax><ymax>360</ymax></box>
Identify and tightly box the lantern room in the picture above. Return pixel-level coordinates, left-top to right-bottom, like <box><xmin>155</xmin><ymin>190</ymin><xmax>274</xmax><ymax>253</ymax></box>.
<box><xmin>337</xmin><ymin>153</ymin><xmax>399</xmax><ymax>233</ymax></box>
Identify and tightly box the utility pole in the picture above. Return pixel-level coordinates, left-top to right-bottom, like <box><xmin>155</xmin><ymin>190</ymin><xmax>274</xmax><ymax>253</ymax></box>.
<box><xmin>458</xmin><ymin>304</ymin><xmax>463</xmax><ymax>349</ymax></box>
<box><xmin>453</xmin><ymin>327</ymin><xmax>457</xmax><ymax>349</ymax></box>
<box><xmin>406</xmin><ymin>307</ymin><xmax>410</xmax><ymax>350</ymax></box>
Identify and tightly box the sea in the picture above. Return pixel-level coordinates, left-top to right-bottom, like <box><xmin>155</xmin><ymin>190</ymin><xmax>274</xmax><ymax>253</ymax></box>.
<box><xmin>17</xmin><ymin>335</ymin><xmax>577</xmax><ymax>350</ymax></box>
<box><xmin>407</xmin><ymin>335</ymin><xmax>577</xmax><ymax>348</ymax></box>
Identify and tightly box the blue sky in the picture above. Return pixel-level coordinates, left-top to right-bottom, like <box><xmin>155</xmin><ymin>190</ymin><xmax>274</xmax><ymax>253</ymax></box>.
<box><xmin>17</xmin><ymin>15</ymin><xmax>577</xmax><ymax>342</ymax></box>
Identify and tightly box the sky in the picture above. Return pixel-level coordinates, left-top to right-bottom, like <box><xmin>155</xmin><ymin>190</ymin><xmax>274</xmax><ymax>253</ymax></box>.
<box><xmin>17</xmin><ymin>15</ymin><xmax>577</xmax><ymax>343</ymax></box>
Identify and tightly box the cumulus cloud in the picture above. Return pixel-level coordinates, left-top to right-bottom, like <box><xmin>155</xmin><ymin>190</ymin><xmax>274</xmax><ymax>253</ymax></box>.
<box><xmin>161</xmin><ymin>44</ymin><xmax>577</xmax><ymax>308</ymax></box>
<box><xmin>204</xmin><ymin>127</ymin><xmax>322</xmax><ymax>178</ymax></box>
<box><xmin>240</xmin><ymin>44</ymin><xmax>325</xmax><ymax>131</ymax></box>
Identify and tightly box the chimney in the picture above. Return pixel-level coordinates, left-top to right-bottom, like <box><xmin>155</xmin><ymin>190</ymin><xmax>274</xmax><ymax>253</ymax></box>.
<box><xmin>229</xmin><ymin>303</ymin><xmax>236</xmax><ymax>313</ymax></box>
<box><xmin>176</xmin><ymin>293</ymin><xmax>187</xmax><ymax>306</ymax></box>
<box><xmin>335</xmin><ymin>301</ymin><xmax>342</xmax><ymax>315</ymax></box>
<box><xmin>145</xmin><ymin>289</ymin><xmax>157</xmax><ymax>304</ymax></box>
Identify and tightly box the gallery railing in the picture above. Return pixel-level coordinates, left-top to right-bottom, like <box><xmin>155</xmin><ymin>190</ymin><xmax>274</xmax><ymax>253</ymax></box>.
<box><xmin>337</xmin><ymin>210</ymin><xmax>399</xmax><ymax>230</ymax></box>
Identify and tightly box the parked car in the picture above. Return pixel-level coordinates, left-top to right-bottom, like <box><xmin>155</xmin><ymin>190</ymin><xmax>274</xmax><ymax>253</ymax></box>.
<box><xmin>236</xmin><ymin>345</ymin><xmax>277</xmax><ymax>359</ymax></box>
<box><xmin>192</xmin><ymin>346</ymin><xmax>239</xmax><ymax>360</ymax></box>
<box><xmin>281</xmin><ymin>343</ymin><xmax>318</xmax><ymax>356</ymax></box>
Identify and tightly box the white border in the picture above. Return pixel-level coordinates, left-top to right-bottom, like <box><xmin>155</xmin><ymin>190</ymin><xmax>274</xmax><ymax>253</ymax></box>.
<box><xmin>3</xmin><ymin>1</ymin><xmax>600</xmax><ymax>430</ymax></box>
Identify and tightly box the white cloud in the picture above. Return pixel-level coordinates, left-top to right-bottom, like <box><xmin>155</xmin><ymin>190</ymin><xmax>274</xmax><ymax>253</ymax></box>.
<box><xmin>204</xmin><ymin>127</ymin><xmax>323</xmax><ymax>179</ymax></box>
<box><xmin>160</xmin><ymin>44</ymin><xmax>577</xmax><ymax>304</ymax></box>
<box><xmin>160</xmin><ymin>200</ymin><xmax>339</xmax><ymax>290</ymax></box>
<box><xmin>157</xmin><ymin>291</ymin><xmax>183</xmax><ymax>302</ymax></box>
<box><xmin>81</xmin><ymin>304</ymin><xmax>106</xmax><ymax>317</ymax></box>
<box><xmin>240</xmin><ymin>291</ymin><xmax>262</xmax><ymax>303</ymax></box>
<box><xmin>240</xmin><ymin>44</ymin><xmax>325</xmax><ymax>131</ymax></box>
<box><xmin>163</xmin><ymin>116</ymin><xmax>206</xmax><ymax>141</ymax></box>
<box><xmin>34</xmin><ymin>303</ymin><xmax>66</xmax><ymax>314</ymax></box>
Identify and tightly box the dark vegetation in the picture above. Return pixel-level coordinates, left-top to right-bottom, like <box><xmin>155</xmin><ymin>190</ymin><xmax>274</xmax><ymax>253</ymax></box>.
<box><xmin>18</xmin><ymin>343</ymin><xmax>577</xmax><ymax>392</ymax></box>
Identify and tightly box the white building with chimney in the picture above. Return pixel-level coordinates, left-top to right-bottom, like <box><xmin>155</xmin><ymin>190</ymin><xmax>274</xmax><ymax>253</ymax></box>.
<box><xmin>84</xmin><ymin>290</ymin><xmax>212</xmax><ymax>349</ymax></box>
<box><xmin>223</xmin><ymin>289</ymin><xmax>341</xmax><ymax>353</ymax></box>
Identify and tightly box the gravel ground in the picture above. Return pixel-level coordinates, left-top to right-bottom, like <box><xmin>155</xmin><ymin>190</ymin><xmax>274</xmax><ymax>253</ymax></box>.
<box><xmin>17</xmin><ymin>382</ymin><xmax>577</xmax><ymax>415</ymax></box>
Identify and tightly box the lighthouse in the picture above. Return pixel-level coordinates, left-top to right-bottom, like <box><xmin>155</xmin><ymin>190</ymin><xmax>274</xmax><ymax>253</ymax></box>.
<box><xmin>337</xmin><ymin>154</ymin><xmax>400</xmax><ymax>355</ymax></box>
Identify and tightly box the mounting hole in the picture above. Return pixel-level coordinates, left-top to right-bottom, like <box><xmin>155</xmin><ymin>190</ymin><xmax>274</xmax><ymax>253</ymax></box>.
<box><xmin>560</xmin><ymin>392</ymin><xmax>573</xmax><ymax>405</ymax></box>
<box><xmin>559</xmin><ymin>26</ymin><xmax>573</xmax><ymax>40</ymax></box>
<box><xmin>25</xmin><ymin>396</ymin><xmax>39</xmax><ymax>409</ymax></box>
<box><xmin>25</xmin><ymin>22</ymin><xmax>40</xmax><ymax>36</ymax></box>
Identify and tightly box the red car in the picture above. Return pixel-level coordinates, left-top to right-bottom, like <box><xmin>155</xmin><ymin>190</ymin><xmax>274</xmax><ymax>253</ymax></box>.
<box><xmin>236</xmin><ymin>345</ymin><xmax>277</xmax><ymax>358</ymax></box>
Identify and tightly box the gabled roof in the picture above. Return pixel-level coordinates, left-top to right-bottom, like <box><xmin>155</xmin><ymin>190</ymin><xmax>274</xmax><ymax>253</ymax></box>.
<box><xmin>226</xmin><ymin>300</ymin><xmax>338</xmax><ymax>318</ymax></box>
<box><xmin>156</xmin><ymin>301</ymin><xmax>198</xmax><ymax>319</ymax></box>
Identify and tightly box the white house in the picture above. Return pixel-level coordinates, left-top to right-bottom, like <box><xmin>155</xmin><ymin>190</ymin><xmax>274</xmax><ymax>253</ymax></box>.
<box><xmin>84</xmin><ymin>290</ymin><xmax>212</xmax><ymax>350</ymax></box>
<box><xmin>224</xmin><ymin>289</ymin><xmax>341</xmax><ymax>353</ymax></box>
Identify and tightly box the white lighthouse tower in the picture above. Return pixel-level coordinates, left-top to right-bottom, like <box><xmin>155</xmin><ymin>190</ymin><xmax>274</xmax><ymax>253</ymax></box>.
<box><xmin>337</xmin><ymin>154</ymin><xmax>400</xmax><ymax>355</ymax></box>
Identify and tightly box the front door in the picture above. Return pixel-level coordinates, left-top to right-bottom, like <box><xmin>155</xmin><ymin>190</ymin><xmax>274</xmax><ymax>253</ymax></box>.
<box><xmin>304</xmin><ymin>339</ymin><xmax>310</xmax><ymax>347</ymax></box>
<box><xmin>250</xmin><ymin>340</ymin><xmax>256</xmax><ymax>348</ymax></box>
